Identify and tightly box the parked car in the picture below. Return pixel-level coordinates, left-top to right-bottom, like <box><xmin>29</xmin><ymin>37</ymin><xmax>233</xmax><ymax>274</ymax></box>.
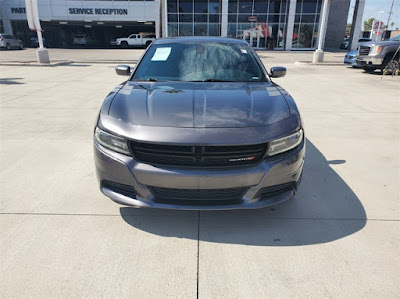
<box><xmin>94</xmin><ymin>37</ymin><xmax>305</xmax><ymax>210</ymax></box>
<box><xmin>73</xmin><ymin>34</ymin><xmax>89</xmax><ymax>45</ymax></box>
<box><xmin>356</xmin><ymin>34</ymin><xmax>400</xmax><ymax>72</ymax></box>
<box><xmin>0</xmin><ymin>34</ymin><xmax>23</xmax><ymax>50</ymax></box>
<box><xmin>340</xmin><ymin>38</ymin><xmax>372</xmax><ymax>49</ymax></box>
<box><xmin>344</xmin><ymin>50</ymin><xmax>359</xmax><ymax>67</ymax></box>
<box><xmin>340</xmin><ymin>38</ymin><xmax>350</xmax><ymax>49</ymax></box>
<box><xmin>30</xmin><ymin>36</ymin><xmax>46</xmax><ymax>47</ymax></box>
<box><xmin>115</xmin><ymin>34</ymin><xmax>155</xmax><ymax>48</ymax></box>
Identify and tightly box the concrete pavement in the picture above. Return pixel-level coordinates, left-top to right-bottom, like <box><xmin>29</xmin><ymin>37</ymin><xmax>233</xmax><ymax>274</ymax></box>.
<box><xmin>0</xmin><ymin>52</ymin><xmax>399</xmax><ymax>297</ymax></box>
<box><xmin>0</xmin><ymin>47</ymin><xmax>347</xmax><ymax>65</ymax></box>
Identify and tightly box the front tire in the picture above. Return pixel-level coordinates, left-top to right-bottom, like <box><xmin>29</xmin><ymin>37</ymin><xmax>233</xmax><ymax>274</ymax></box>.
<box><xmin>121</xmin><ymin>41</ymin><xmax>128</xmax><ymax>49</ymax></box>
<box><xmin>381</xmin><ymin>53</ymin><xmax>399</xmax><ymax>75</ymax></box>
<box><xmin>362</xmin><ymin>66</ymin><xmax>376</xmax><ymax>73</ymax></box>
<box><xmin>19</xmin><ymin>43</ymin><xmax>23</xmax><ymax>50</ymax></box>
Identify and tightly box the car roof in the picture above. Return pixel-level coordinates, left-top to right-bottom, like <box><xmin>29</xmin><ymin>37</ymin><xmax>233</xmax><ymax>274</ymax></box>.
<box><xmin>153</xmin><ymin>36</ymin><xmax>249</xmax><ymax>45</ymax></box>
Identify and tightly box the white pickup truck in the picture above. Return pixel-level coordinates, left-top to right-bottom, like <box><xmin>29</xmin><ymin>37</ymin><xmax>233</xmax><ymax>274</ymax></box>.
<box><xmin>116</xmin><ymin>34</ymin><xmax>155</xmax><ymax>48</ymax></box>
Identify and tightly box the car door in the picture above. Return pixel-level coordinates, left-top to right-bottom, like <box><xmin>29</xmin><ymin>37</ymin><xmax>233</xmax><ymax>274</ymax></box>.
<box><xmin>4</xmin><ymin>35</ymin><xmax>12</xmax><ymax>47</ymax></box>
<box><xmin>11</xmin><ymin>36</ymin><xmax>18</xmax><ymax>47</ymax></box>
<box><xmin>128</xmin><ymin>34</ymin><xmax>137</xmax><ymax>45</ymax></box>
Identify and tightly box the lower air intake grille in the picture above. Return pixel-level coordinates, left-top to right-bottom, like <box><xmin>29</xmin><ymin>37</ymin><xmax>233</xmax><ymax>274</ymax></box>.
<box><xmin>102</xmin><ymin>180</ymin><xmax>136</xmax><ymax>198</ymax></box>
<box><xmin>260</xmin><ymin>182</ymin><xmax>296</xmax><ymax>199</ymax></box>
<box><xmin>149</xmin><ymin>187</ymin><xmax>248</xmax><ymax>201</ymax></box>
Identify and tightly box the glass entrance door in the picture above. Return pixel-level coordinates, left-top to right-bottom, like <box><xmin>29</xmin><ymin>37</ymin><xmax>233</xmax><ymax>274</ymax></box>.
<box><xmin>243</xmin><ymin>29</ymin><xmax>260</xmax><ymax>48</ymax></box>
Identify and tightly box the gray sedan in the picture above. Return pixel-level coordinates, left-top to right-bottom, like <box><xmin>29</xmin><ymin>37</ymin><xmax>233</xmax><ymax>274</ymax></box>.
<box><xmin>0</xmin><ymin>34</ymin><xmax>23</xmax><ymax>50</ymax></box>
<box><xmin>94</xmin><ymin>37</ymin><xmax>305</xmax><ymax>210</ymax></box>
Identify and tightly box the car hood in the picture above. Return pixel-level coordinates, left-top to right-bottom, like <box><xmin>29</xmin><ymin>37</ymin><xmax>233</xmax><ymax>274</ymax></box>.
<box><xmin>346</xmin><ymin>50</ymin><xmax>358</xmax><ymax>55</ymax></box>
<box><xmin>362</xmin><ymin>40</ymin><xmax>400</xmax><ymax>47</ymax></box>
<box><xmin>107</xmin><ymin>81</ymin><xmax>290</xmax><ymax>128</ymax></box>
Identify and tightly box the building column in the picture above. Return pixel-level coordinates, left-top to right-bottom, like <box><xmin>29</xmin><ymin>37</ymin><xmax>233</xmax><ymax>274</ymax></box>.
<box><xmin>285</xmin><ymin>0</ymin><xmax>297</xmax><ymax>51</ymax></box>
<box><xmin>313</xmin><ymin>0</ymin><xmax>330</xmax><ymax>62</ymax></box>
<box><xmin>316</xmin><ymin>0</ymin><xmax>330</xmax><ymax>50</ymax></box>
<box><xmin>349</xmin><ymin>0</ymin><xmax>365</xmax><ymax>50</ymax></box>
<box><xmin>162</xmin><ymin>0</ymin><xmax>168</xmax><ymax>37</ymax></box>
<box><xmin>221</xmin><ymin>0</ymin><xmax>228</xmax><ymax>37</ymax></box>
<box><xmin>155</xmin><ymin>0</ymin><xmax>161</xmax><ymax>38</ymax></box>
<box><xmin>3</xmin><ymin>19</ymin><xmax>13</xmax><ymax>35</ymax></box>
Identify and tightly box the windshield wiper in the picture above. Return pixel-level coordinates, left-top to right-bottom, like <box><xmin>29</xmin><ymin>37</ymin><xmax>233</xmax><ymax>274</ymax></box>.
<box><xmin>191</xmin><ymin>79</ymin><xmax>234</xmax><ymax>82</ymax></box>
<box><xmin>132</xmin><ymin>78</ymin><xmax>158</xmax><ymax>82</ymax></box>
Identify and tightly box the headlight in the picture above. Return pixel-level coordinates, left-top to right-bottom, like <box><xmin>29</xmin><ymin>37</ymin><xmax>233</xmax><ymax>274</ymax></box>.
<box><xmin>95</xmin><ymin>127</ymin><xmax>130</xmax><ymax>155</ymax></box>
<box><xmin>369</xmin><ymin>45</ymin><xmax>382</xmax><ymax>55</ymax></box>
<box><xmin>267</xmin><ymin>129</ymin><xmax>303</xmax><ymax>156</ymax></box>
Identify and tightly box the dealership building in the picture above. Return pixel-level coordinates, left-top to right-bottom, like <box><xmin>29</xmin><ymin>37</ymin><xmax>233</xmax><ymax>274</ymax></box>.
<box><xmin>0</xmin><ymin>0</ymin><xmax>350</xmax><ymax>50</ymax></box>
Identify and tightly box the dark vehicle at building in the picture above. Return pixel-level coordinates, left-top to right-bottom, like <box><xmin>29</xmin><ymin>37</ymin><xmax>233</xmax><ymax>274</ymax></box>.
<box><xmin>340</xmin><ymin>38</ymin><xmax>371</xmax><ymax>49</ymax></box>
<box><xmin>94</xmin><ymin>37</ymin><xmax>305</xmax><ymax>210</ymax></box>
<box><xmin>30</xmin><ymin>36</ymin><xmax>46</xmax><ymax>47</ymax></box>
<box><xmin>356</xmin><ymin>34</ymin><xmax>400</xmax><ymax>73</ymax></box>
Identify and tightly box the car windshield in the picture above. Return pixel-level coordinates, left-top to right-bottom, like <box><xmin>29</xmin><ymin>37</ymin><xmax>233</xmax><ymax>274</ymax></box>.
<box><xmin>131</xmin><ymin>42</ymin><xmax>267</xmax><ymax>82</ymax></box>
<box><xmin>390</xmin><ymin>34</ymin><xmax>400</xmax><ymax>41</ymax></box>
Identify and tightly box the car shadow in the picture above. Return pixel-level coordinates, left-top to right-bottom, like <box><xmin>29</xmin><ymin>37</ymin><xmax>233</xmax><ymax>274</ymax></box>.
<box><xmin>0</xmin><ymin>78</ymin><xmax>24</xmax><ymax>85</ymax></box>
<box><xmin>119</xmin><ymin>139</ymin><xmax>366</xmax><ymax>246</ymax></box>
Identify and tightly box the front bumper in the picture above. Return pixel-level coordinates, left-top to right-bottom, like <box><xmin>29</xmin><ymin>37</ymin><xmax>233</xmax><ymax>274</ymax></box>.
<box><xmin>344</xmin><ymin>57</ymin><xmax>358</xmax><ymax>67</ymax></box>
<box><xmin>94</xmin><ymin>139</ymin><xmax>305</xmax><ymax>210</ymax></box>
<box><xmin>356</xmin><ymin>56</ymin><xmax>383</xmax><ymax>67</ymax></box>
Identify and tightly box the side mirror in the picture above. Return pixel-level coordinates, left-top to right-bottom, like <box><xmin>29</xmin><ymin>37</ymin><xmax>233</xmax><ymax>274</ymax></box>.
<box><xmin>270</xmin><ymin>66</ymin><xmax>286</xmax><ymax>78</ymax></box>
<box><xmin>115</xmin><ymin>65</ymin><xmax>131</xmax><ymax>76</ymax></box>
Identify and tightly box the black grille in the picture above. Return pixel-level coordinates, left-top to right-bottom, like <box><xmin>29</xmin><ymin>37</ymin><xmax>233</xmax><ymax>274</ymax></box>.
<box><xmin>260</xmin><ymin>182</ymin><xmax>296</xmax><ymax>199</ymax></box>
<box><xmin>102</xmin><ymin>180</ymin><xmax>136</xmax><ymax>198</ymax></box>
<box><xmin>359</xmin><ymin>46</ymin><xmax>371</xmax><ymax>56</ymax></box>
<box><xmin>129</xmin><ymin>141</ymin><xmax>267</xmax><ymax>167</ymax></box>
<box><xmin>149</xmin><ymin>187</ymin><xmax>248</xmax><ymax>200</ymax></box>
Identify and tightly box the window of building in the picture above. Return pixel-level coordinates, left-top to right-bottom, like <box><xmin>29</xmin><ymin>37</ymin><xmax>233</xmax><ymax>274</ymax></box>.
<box><xmin>228</xmin><ymin>0</ymin><xmax>289</xmax><ymax>49</ymax></box>
<box><xmin>293</xmin><ymin>0</ymin><xmax>322</xmax><ymax>49</ymax></box>
<box><xmin>167</xmin><ymin>0</ymin><xmax>222</xmax><ymax>37</ymax></box>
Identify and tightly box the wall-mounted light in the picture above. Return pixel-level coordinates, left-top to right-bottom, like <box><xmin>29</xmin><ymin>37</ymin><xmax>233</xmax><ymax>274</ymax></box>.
<box><xmin>116</xmin><ymin>25</ymin><xmax>123</xmax><ymax>28</ymax></box>
<box><xmin>59</xmin><ymin>21</ymin><xmax>68</xmax><ymax>24</ymax></box>
<box><xmin>145</xmin><ymin>22</ymin><xmax>153</xmax><ymax>25</ymax></box>
<box><xmin>85</xmin><ymin>25</ymin><xmax>92</xmax><ymax>28</ymax></box>
<box><xmin>84</xmin><ymin>20</ymin><xmax>92</xmax><ymax>22</ymax></box>
<box><xmin>97</xmin><ymin>22</ymin><xmax>104</xmax><ymax>25</ymax></box>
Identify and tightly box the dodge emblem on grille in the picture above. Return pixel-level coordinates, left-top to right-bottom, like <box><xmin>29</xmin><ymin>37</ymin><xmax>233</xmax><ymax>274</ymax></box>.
<box><xmin>229</xmin><ymin>156</ymin><xmax>256</xmax><ymax>162</ymax></box>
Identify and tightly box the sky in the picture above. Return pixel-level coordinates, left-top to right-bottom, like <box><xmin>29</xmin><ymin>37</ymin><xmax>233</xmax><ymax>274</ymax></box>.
<box><xmin>348</xmin><ymin>0</ymin><xmax>400</xmax><ymax>30</ymax></box>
